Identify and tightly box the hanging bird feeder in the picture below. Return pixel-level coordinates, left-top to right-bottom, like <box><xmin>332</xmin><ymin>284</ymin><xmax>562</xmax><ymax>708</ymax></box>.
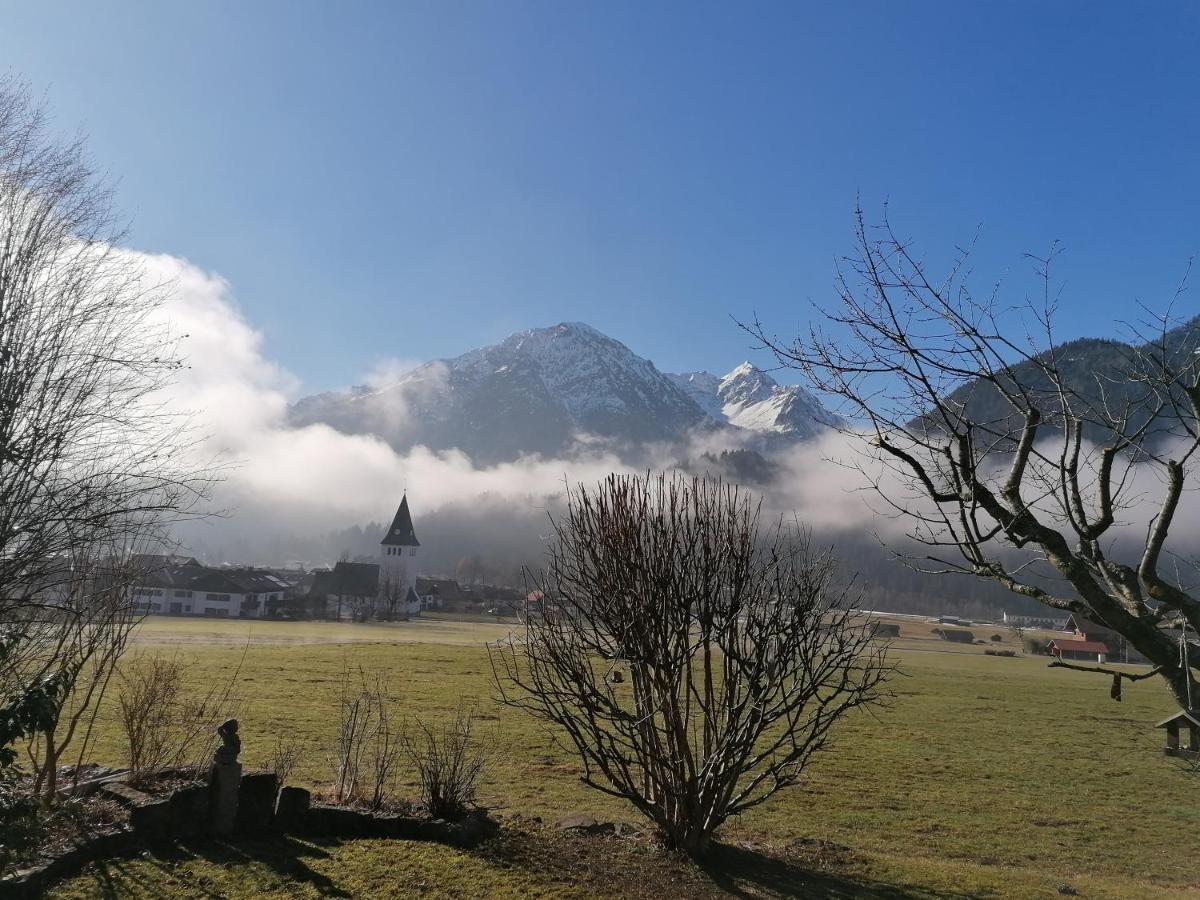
<box><xmin>1156</xmin><ymin>709</ymin><xmax>1200</xmax><ymax>761</ymax></box>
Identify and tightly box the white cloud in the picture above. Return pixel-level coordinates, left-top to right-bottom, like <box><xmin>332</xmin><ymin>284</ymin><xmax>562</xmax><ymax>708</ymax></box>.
<box><xmin>363</xmin><ymin>356</ymin><xmax>424</xmax><ymax>390</ymax></box>
<box><xmin>137</xmin><ymin>249</ymin><xmax>1200</xmax><ymax>578</ymax></box>
<box><xmin>136</xmin><ymin>251</ymin><xmax>647</xmax><ymax>536</ymax></box>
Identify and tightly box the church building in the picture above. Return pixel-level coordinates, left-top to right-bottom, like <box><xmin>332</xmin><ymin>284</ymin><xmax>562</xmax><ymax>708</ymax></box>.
<box><xmin>379</xmin><ymin>493</ymin><xmax>422</xmax><ymax>608</ymax></box>
<box><xmin>309</xmin><ymin>492</ymin><xmax>427</xmax><ymax>619</ymax></box>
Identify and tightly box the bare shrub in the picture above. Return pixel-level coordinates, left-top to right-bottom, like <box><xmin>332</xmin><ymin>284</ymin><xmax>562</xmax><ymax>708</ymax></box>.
<box><xmin>402</xmin><ymin>708</ymin><xmax>487</xmax><ymax>820</ymax></box>
<box><xmin>117</xmin><ymin>655</ymin><xmax>183</xmax><ymax>784</ymax></box>
<box><xmin>329</xmin><ymin>665</ymin><xmax>400</xmax><ymax>808</ymax></box>
<box><xmin>490</xmin><ymin>473</ymin><xmax>890</xmax><ymax>858</ymax></box>
<box><xmin>268</xmin><ymin>737</ymin><xmax>302</xmax><ymax>789</ymax></box>
<box><xmin>115</xmin><ymin>650</ymin><xmax>243</xmax><ymax>786</ymax></box>
<box><xmin>367</xmin><ymin>700</ymin><xmax>403</xmax><ymax>811</ymax></box>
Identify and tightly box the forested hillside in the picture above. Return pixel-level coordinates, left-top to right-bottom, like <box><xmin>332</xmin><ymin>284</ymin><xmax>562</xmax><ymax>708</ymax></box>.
<box><xmin>942</xmin><ymin>316</ymin><xmax>1200</xmax><ymax>444</ymax></box>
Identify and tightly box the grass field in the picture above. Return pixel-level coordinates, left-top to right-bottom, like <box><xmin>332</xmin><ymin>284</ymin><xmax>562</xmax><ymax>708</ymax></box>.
<box><xmin>50</xmin><ymin>614</ymin><xmax>1200</xmax><ymax>898</ymax></box>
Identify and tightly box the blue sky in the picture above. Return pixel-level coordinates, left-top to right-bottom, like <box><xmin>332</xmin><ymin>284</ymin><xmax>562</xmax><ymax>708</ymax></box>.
<box><xmin>3</xmin><ymin>1</ymin><xmax>1199</xmax><ymax>391</ymax></box>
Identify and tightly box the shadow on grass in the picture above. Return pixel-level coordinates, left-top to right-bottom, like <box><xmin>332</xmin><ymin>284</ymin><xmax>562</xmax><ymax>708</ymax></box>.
<box><xmin>64</xmin><ymin>829</ymin><xmax>990</xmax><ymax>900</ymax></box>
<box><xmin>69</xmin><ymin>835</ymin><xmax>352</xmax><ymax>899</ymax></box>
<box><xmin>697</xmin><ymin>842</ymin><xmax>986</xmax><ymax>900</ymax></box>
<box><xmin>475</xmin><ymin>826</ymin><xmax>987</xmax><ymax>900</ymax></box>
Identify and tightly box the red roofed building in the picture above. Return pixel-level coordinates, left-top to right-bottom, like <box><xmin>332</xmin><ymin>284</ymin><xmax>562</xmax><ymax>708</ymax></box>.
<box><xmin>1047</xmin><ymin>612</ymin><xmax>1115</xmax><ymax>661</ymax></box>
<box><xmin>1048</xmin><ymin>638</ymin><xmax>1109</xmax><ymax>663</ymax></box>
<box><xmin>1065</xmin><ymin>613</ymin><xmax>1116</xmax><ymax>645</ymax></box>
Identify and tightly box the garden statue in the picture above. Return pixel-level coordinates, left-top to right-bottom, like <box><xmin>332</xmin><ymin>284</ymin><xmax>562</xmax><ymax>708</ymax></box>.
<box><xmin>210</xmin><ymin>718</ymin><xmax>243</xmax><ymax>834</ymax></box>
<box><xmin>215</xmin><ymin>718</ymin><xmax>241</xmax><ymax>763</ymax></box>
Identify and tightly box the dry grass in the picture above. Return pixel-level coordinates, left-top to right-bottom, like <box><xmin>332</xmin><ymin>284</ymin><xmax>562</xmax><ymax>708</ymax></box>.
<box><xmin>47</xmin><ymin>613</ymin><xmax>1200</xmax><ymax>898</ymax></box>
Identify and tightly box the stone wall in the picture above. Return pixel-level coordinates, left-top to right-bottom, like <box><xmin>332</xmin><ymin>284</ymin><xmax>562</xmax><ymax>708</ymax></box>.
<box><xmin>0</xmin><ymin>772</ymin><xmax>494</xmax><ymax>898</ymax></box>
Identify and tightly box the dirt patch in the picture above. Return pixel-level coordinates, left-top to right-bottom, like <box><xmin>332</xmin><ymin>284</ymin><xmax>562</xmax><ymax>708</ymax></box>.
<box><xmin>1</xmin><ymin>792</ymin><xmax>129</xmax><ymax>878</ymax></box>
<box><xmin>477</xmin><ymin>817</ymin><xmax>921</xmax><ymax>899</ymax></box>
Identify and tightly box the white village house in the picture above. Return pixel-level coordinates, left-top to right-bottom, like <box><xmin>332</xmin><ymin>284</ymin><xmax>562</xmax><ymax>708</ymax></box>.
<box><xmin>128</xmin><ymin>555</ymin><xmax>287</xmax><ymax>619</ymax></box>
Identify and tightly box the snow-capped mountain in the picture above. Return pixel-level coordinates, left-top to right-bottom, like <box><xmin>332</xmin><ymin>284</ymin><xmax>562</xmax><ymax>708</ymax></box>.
<box><xmin>667</xmin><ymin>362</ymin><xmax>843</xmax><ymax>440</ymax></box>
<box><xmin>666</xmin><ymin>371</ymin><xmax>724</xmax><ymax>420</ymax></box>
<box><xmin>288</xmin><ymin>323</ymin><xmax>839</xmax><ymax>465</ymax></box>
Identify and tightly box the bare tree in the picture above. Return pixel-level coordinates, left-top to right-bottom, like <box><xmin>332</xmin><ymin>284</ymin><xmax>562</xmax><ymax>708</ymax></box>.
<box><xmin>456</xmin><ymin>554</ymin><xmax>487</xmax><ymax>586</ymax></box>
<box><xmin>378</xmin><ymin>563</ymin><xmax>409</xmax><ymax>621</ymax></box>
<box><xmin>330</xmin><ymin>550</ymin><xmax>352</xmax><ymax>621</ymax></box>
<box><xmin>747</xmin><ymin>205</ymin><xmax>1200</xmax><ymax>707</ymax></box>
<box><xmin>490</xmin><ymin>472</ymin><xmax>889</xmax><ymax>858</ymax></box>
<box><xmin>0</xmin><ymin>77</ymin><xmax>212</xmax><ymax>792</ymax></box>
<box><xmin>347</xmin><ymin>594</ymin><xmax>376</xmax><ymax>623</ymax></box>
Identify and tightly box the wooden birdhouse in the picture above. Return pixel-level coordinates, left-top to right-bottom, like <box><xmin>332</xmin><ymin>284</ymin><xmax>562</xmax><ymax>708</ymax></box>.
<box><xmin>1156</xmin><ymin>709</ymin><xmax>1200</xmax><ymax>760</ymax></box>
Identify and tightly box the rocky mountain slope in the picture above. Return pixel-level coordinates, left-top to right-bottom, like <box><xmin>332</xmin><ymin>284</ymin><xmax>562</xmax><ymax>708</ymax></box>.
<box><xmin>288</xmin><ymin>323</ymin><xmax>840</xmax><ymax>464</ymax></box>
<box><xmin>667</xmin><ymin>363</ymin><xmax>843</xmax><ymax>440</ymax></box>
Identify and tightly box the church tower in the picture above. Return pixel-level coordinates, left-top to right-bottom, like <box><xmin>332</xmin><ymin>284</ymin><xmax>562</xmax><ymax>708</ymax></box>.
<box><xmin>379</xmin><ymin>493</ymin><xmax>420</xmax><ymax>598</ymax></box>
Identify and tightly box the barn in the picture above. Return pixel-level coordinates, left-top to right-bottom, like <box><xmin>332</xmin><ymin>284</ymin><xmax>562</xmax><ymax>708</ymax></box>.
<box><xmin>1048</xmin><ymin>638</ymin><xmax>1109</xmax><ymax>663</ymax></box>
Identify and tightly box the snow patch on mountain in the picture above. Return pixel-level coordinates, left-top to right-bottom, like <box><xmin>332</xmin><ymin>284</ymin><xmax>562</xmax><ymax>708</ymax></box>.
<box><xmin>668</xmin><ymin>362</ymin><xmax>843</xmax><ymax>439</ymax></box>
<box><xmin>665</xmin><ymin>371</ymin><xmax>724</xmax><ymax>420</ymax></box>
<box><xmin>290</xmin><ymin>323</ymin><xmax>709</xmax><ymax>464</ymax></box>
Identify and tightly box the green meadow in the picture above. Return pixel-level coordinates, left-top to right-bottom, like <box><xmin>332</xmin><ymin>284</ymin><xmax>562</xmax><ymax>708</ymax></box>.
<box><xmin>51</xmin><ymin>615</ymin><xmax>1199</xmax><ymax>899</ymax></box>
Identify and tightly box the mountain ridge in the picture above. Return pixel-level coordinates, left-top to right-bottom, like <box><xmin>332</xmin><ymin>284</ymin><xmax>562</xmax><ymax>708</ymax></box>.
<box><xmin>288</xmin><ymin>322</ymin><xmax>841</xmax><ymax>464</ymax></box>
<box><xmin>940</xmin><ymin>315</ymin><xmax>1200</xmax><ymax>442</ymax></box>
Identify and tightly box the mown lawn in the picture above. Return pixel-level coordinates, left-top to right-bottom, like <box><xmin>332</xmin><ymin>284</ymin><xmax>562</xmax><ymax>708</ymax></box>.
<box><xmin>50</xmin><ymin>616</ymin><xmax>1200</xmax><ymax>898</ymax></box>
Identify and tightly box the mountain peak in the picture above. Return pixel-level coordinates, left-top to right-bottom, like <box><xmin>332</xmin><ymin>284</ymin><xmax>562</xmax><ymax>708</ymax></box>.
<box><xmin>719</xmin><ymin>362</ymin><xmax>778</xmax><ymax>407</ymax></box>
<box><xmin>291</xmin><ymin>323</ymin><xmax>841</xmax><ymax>465</ymax></box>
<box><xmin>726</xmin><ymin>361</ymin><xmax>762</xmax><ymax>378</ymax></box>
<box><xmin>556</xmin><ymin>321</ymin><xmax>602</xmax><ymax>334</ymax></box>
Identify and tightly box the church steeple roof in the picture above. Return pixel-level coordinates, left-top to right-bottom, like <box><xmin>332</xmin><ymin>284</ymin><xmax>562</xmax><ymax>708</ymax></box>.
<box><xmin>381</xmin><ymin>494</ymin><xmax>420</xmax><ymax>547</ymax></box>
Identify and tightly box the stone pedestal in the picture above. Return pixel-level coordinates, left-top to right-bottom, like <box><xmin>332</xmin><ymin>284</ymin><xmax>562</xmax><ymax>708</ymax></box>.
<box><xmin>274</xmin><ymin>786</ymin><xmax>311</xmax><ymax>832</ymax></box>
<box><xmin>236</xmin><ymin>771</ymin><xmax>278</xmax><ymax>833</ymax></box>
<box><xmin>209</xmin><ymin>760</ymin><xmax>242</xmax><ymax>836</ymax></box>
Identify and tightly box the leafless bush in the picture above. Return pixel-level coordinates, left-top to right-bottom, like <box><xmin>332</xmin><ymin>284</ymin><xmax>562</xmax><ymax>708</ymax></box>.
<box><xmin>268</xmin><ymin>737</ymin><xmax>302</xmax><ymax>789</ymax></box>
<box><xmin>115</xmin><ymin>650</ymin><xmax>243</xmax><ymax>786</ymax></box>
<box><xmin>490</xmin><ymin>472</ymin><xmax>890</xmax><ymax>858</ymax></box>
<box><xmin>367</xmin><ymin>700</ymin><xmax>403</xmax><ymax>811</ymax></box>
<box><xmin>402</xmin><ymin>708</ymin><xmax>487</xmax><ymax>820</ymax></box>
<box><xmin>329</xmin><ymin>665</ymin><xmax>400</xmax><ymax>808</ymax></box>
<box><xmin>117</xmin><ymin>655</ymin><xmax>183</xmax><ymax>785</ymax></box>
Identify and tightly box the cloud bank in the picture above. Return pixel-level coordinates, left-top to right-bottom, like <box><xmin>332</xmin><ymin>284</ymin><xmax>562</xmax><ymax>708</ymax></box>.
<box><xmin>138</xmin><ymin>250</ymin><xmax>1199</xmax><ymax>591</ymax></box>
<box><xmin>138</xmin><ymin>252</ymin><xmax>666</xmax><ymax>562</ymax></box>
